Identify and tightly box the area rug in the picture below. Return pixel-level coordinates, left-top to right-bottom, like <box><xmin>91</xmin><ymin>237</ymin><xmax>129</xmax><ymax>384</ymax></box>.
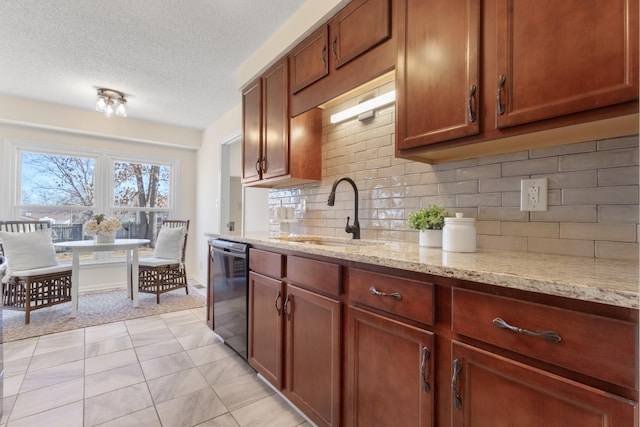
<box><xmin>3</xmin><ymin>284</ymin><xmax>207</xmax><ymax>342</ymax></box>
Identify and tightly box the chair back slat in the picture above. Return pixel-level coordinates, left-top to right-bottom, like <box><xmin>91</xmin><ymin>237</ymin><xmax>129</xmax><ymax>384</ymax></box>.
<box><xmin>0</xmin><ymin>220</ymin><xmax>53</xmax><ymax>256</ymax></box>
<box><xmin>159</xmin><ymin>219</ymin><xmax>189</xmax><ymax>263</ymax></box>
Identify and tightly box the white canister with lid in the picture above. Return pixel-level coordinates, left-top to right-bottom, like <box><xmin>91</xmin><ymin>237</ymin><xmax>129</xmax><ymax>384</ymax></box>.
<box><xmin>443</xmin><ymin>213</ymin><xmax>476</xmax><ymax>252</ymax></box>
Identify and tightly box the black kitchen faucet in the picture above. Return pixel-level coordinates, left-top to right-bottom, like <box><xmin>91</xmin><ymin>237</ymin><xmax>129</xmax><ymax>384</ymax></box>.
<box><xmin>327</xmin><ymin>177</ymin><xmax>360</xmax><ymax>239</ymax></box>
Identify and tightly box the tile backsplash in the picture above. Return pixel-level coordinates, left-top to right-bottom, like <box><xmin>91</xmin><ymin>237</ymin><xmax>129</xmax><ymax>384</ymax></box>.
<box><xmin>269</xmin><ymin>81</ymin><xmax>639</xmax><ymax>260</ymax></box>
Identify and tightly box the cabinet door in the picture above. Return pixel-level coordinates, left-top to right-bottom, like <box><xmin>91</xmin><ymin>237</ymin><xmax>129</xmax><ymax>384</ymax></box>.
<box><xmin>396</xmin><ymin>0</ymin><xmax>480</xmax><ymax>150</ymax></box>
<box><xmin>331</xmin><ymin>0</ymin><xmax>392</xmax><ymax>69</ymax></box>
<box><xmin>495</xmin><ymin>0</ymin><xmax>639</xmax><ymax>129</ymax></box>
<box><xmin>451</xmin><ymin>341</ymin><xmax>637</xmax><ymax>427</ymax></box>
<box><xmin>248</xmin><ymin>271</ymin><xmax>284</xmax><ymax>389</ymax></box>
<box><xmin>346</xmin><ymin>306</ymin><xmax>434</xmax><ymax>427</ymax></box>
<box><xmin>290</xmin><ymin>25</ymin><xmax>329</xmax><ymax>94</ymax></box>
<box><xmin>262</xmin><ymin>58</ymin><xmax>289</xmax><ymax>180</ymax></box>
<box><xmin>242</xmin><ymin>78</ymin><xmax>262</xmax><ymax>183</ymax></box>
<box><xmin>285</xmin><ymin>285</ymin><xmax>341</xmax><ymax>427</ymax></box>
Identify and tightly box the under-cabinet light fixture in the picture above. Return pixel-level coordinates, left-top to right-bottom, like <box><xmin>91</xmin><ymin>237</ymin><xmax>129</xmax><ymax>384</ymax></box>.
<box><xmin>330</xmin><ymin>90</ymin><xmax>396</xmax><ymax>124</ymax></box>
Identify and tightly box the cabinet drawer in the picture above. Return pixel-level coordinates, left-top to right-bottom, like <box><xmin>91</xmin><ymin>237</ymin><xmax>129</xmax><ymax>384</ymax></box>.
<box><xmin>287</xmin><ymin>256</ymin><xmax>341</xmax><ymax>297</ymax></box>
<box><xmin>349</xmin><ymin>268</ymin><xmax>434</xmax><ymax>326</ymax></box>
<box><xmin>452</xmin><ymin>288</ymin><xmax>638</xmax><ymax>389</ymax></box>
<box><xmin>249</xmin><ymin>249</ymin><xmax>284</xmax><ymax>279</ymax></box>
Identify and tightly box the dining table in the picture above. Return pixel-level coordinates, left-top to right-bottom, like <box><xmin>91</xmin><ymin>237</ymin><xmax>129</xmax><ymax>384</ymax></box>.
<box><xmin>53</xmin><ymin>238</ymin><xmax>150</xmax><ymax>317</ymax></box>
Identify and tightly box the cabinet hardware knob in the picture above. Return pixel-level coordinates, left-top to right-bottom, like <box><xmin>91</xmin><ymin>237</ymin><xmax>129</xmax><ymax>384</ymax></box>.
<box><xmin>332</xmin><ymin>36</ymin><xmax>338</xmax><ymax>60</ymax></box>
<box><xmin>452</xmin><ymin>358</ymin><xmax>463</xmax><ymax>410</ymax></box>
<box><xmin>467</xmin><ymin>84</ymin><xmax>477</xmax><ymax>123</ymax></box>
<box><xmin>496</xmin><ymin>74</ymin><xmax>506</xmax><ymax>115</ymax></box>
<box><xmin>284</xmin><ymin>294</ymin><xmax>292</xmax><ymax>320</ymax></box>
<box><xmin>369</xmin><ymin>286</ymin><xmax>402</xmax><ymax>300</ymax></box>
<box><xmin>274</xmin><ymin>290</ymin><xmax>281</xmax><ymax>316</ymax></box>
<box><xmin>322</xmin><ymin>45</ymin><xmax>327</xmax><ymax>69</ymax></box>
<box><xmin>492</xmin><ymin>317</ymin><xmax>562</xmax><ymax>343</ymax></box>
<box><xmin>421</xmin><ymin>347</ymin><xmax>431</xmax><ymax>393</ymax></box>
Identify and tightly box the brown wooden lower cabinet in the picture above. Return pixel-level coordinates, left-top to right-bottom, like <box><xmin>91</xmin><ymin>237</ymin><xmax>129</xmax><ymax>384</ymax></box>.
<box><xmin>346</xmin><ymin>306</ymin><xmax>434</xmax><ymax>427</ymax></box>
<box><xmin>248</xmin><ymin>251</ymin><xmax>341</xmax><ymax>427</ymax></box>
<box><xmin>450</xmin><ymin>341</ymin><xmax>637</xmax><ymax>426</ymax></box>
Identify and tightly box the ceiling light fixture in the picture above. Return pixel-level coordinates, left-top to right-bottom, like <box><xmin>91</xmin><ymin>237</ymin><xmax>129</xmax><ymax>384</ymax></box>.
<box><xmin>95</xmin><ymin>88</ymin><xmax>127</xmax><ymax>118</ymax></box>
<box><xmin>330</xmin><ymin>90</ymin><xmax>396</xmax><ymax>124</ymax></box>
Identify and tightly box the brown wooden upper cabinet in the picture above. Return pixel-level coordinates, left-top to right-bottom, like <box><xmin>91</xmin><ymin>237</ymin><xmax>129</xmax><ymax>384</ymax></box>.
<box><xmin>396</xmin><ymin>0</ymin><xmax>480</xmax><ymax>150</ymax></box>
<box><xmin>495</xmin><ymin>0</ymin><xmax>638</xmax><ymax>129</ymax></box>
<box><xmin>289</xmin><ymin>0</ymin><xmax>394</xmax><ymax>116</ymax></box>
<box><xmin>242</xmin><ymin>57</ymin><xmax>322</xmax><ymax>187</ymax></box>
<box><xmin>396</xmin><ymin>0</ymin><xmax>639</xmax><ymax>157</ymax></box>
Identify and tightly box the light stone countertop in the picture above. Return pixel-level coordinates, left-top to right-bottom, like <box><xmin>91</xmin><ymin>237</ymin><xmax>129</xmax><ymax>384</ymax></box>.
<box><xmin>207</xmin><ymin>233</ymin><xmax>639</xmax><ymax>310</ymax></box>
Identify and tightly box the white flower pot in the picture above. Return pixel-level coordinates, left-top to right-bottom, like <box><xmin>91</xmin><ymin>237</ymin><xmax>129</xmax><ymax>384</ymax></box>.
<box><xmin>96</xmin><ymin>233</ymin><xmax>115</xmax><ymax>244</ymax></box>
<box><xmin>419</xmin><ymin>229</ymin><xmax>442</xmax><ymax>248</ymax></box>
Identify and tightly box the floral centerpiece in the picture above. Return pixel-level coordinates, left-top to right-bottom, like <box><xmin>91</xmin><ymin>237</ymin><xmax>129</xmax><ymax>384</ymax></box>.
<box><xmin>84</xmin><ymin>214</ymin><xmax>122</xmax><ymax>243</ymax></box>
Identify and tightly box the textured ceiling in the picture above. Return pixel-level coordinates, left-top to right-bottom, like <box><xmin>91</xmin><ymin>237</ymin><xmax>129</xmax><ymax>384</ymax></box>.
<box><xmin>0</xmin><ymin>0</ymin><xmax>308</xmax><ymax>130</ymax></box>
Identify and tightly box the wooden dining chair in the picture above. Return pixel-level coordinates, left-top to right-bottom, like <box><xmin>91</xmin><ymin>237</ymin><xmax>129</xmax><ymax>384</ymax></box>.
<box><xmin>137</xmin><ymin>219</ymin><xmax>190</xmax><ymax>303</ymax></box>
<box><xmin>0</xmin><ymin>220</ymin><xmax>73</xmax><ymax>324</ymax></box>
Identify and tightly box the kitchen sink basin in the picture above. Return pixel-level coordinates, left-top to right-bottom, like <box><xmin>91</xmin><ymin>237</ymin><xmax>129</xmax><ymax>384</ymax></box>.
<box><xmin>274</xmin><ymin>236</ymin><xmax>382</xmax><ymax>247</ymax></box>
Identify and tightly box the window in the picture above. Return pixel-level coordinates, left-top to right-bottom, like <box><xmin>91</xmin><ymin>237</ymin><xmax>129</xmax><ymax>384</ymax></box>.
<box><xmin>6</xmin><ymin>140</ymin><xmax>178</xmax><ymax>260</ymax></box>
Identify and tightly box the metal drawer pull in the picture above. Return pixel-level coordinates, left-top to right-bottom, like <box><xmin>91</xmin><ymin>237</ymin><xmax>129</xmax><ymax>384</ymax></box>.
<box><xmin>467</xmin><ymin>84</ymin><xmax>477</xmax><ymax>123</ymax></box>
<box><xmin>274</xmin><ymin>290</ymin><xmax>281</xmax><ymax>316</ymax></box>
<box><xmin>493</xmin><ymin>317</ymin><xmax>562</xmax><ymax>343</ymax></box>
<box><xmin>369</xmin><ymin>287</ymin><xmax>402</xmax><ymax>300</ymax></box>
<box><xmin>452</xmin><ymin>358</ymin><xmax>462</xmax><ymax>410</ymax></box>
<box><xmin>421</xmin><ymin>347</ymin><xmax>431</xmax><ymax>393</ymax></box>
<box><xmin>496</xmin><ymin>74</ymin><xmax>506</xmax><ymax>115</ymax></box>
<box><xmin>284</xmin><ymin>294</ymin><xmax>292</xmax><ymax>320</ymax></box>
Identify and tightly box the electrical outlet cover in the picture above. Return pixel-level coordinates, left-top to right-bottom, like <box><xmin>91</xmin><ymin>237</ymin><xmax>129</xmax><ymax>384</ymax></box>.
<box><xmin>521</xmin><ymin>178</ymin><xmax>548</xmax><ymax>211</ymax></box>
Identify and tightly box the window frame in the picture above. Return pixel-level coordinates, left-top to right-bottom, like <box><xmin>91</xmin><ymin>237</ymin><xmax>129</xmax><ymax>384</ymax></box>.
<box><xmin>2</xmin><ymin>138</ymin><xmax>180</xmax><ymax>262</ymax></box>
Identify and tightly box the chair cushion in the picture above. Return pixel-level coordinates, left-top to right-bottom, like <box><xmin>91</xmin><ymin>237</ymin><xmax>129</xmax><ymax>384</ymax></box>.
<box><xmin>139</xmin><ymin>256</ymin><xmax>181</xmax><ymax>267</ymax></box>
<box><xmin>153</xmin><ymin>226</ymin><xmax>185</xmax><ymax>259</ymax></box>
<box><xmin>9</xmin><ymin>264</ymin><xmax>71</xmax><ymax>278</ymax></box>
<box><xmin>0</xmin><ymin>229</ymin><xmax>59</xmax><ymax>282</ymax></box>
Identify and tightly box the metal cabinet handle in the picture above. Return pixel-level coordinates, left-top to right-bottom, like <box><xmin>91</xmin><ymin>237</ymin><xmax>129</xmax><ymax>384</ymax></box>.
<box><xmin>274</xmin><ymin>290</ymin><xmax>281</xmax><ymax>316</ymax></box>
<box><xmin>493</xmin><ymin>317</ymin><xmax>562</xmax><ymax>343</ymax></box>
<box><xmin>496</xmin><ymin>74</ymin><xmax>506</xmax><ymax>115</ymax></box>
<box><xmin>255</xmin><ymin>159</ymin><xmax>261</xmax><ymax>173</ymax></box>
<box><xmin>283</xmin><ymin>294</ymin><xmax>292</xmax><ymax>320</ymax></box>
<box><xmin>421</xmin><ymin>347</ymin><xmax>431</xmax><ymax>393</ymax></box>
<box><xmin>452</xmin><ymin>358</ymin><xmax>463</xmax><ymax>410</ymax></box>
<box><xmin>321</xmin><ymin>45</ymin><xmax>327</xmax><ymax>68</ymax></box>
<box><xmin>332</xmin><ymin>36</ymin><xmax>338</xmax><ymax>60</ymax></box>
<box><xmin>467</xmin><ymin>84</ymin><xmax>477</xmax><ymax>123</ymax></box>
<box><xmin>261</xmin><ymin>158</ymin><xmax>268</xmax><ymax>174</ymax></box>
<box><xmin>369</xmin><ymin>287</ymin><xmax>402</xmax><ymax>300</ymax></box>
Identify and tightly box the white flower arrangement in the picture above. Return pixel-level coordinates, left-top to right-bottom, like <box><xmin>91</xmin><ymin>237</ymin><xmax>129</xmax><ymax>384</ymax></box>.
<box><xmin>84</xmin><ymin>214</ymin><xmax>122</xmax><ymax>236</ymax></box>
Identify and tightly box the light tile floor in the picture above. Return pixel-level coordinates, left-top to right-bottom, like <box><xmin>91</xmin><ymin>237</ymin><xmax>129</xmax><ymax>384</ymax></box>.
<box><xmin>1</xmin><ymin>307</ymin><xmax>311</xmax><ymax>427</ymax></box>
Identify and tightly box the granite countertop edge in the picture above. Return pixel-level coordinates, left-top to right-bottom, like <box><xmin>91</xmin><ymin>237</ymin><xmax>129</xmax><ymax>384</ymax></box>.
<box><xmin>206</xmin><ymin>233</ymin><xmax>639</xmax><ymax>310</ymax></box>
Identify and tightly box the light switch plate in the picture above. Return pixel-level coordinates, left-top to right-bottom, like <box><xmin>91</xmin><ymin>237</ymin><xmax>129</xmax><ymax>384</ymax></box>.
<box><xmin>520</xmin><ymin>178</ymin><xmax>548</xmax><ymax>211</ymax></box>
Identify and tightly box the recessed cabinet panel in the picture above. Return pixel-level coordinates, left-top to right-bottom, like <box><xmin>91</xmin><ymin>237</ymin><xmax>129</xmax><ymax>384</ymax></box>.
<box><xmin>495</xmin><ymin>0</ymin><xmax>639</xmax><ymax>128</ymax></box>
<box><xmin>290</xmin><ymin>25</ymin><xmax>329</xmax><ymax>94</ymax></box>
<box><xmin>451</xmin><ymin>342</ymin><xmax>637</xmax><ymax>427</ymax></box>
<box><xmin>396</xmin><ymin>0</ymin><xmax>480</xmax><ymax>150</ymax></box>
<box><xmin>242</xmin><ymin>79</ymin><xmax>262</xmax><ymax>183</ymax></box>
<box><xmin>452</xmin><ymin>288</ymin><xmax>638</xmax><ymax>389</ymax></box>
<box><xmin>332</xmin><ymin>0</ymin><xmax>391</xmax><ymax>69</ymax></box>
<box><xmin>262</xmin><ymin>60</ymin><xmax>289</xmax><ymax>180</ymax></box>
<box><xmin>346</xmin><ymin>306</ymin><xmax>434</xmax><ymax>427</ymax></box>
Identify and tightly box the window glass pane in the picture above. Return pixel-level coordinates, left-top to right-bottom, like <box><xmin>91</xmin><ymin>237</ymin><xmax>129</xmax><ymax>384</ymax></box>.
<box><xmin>20</xmin><ymin>151</ymin><xmax>95</xmax><ymax>207</ymax></box>
<box><xmin>114</xmin><ymin>210</ymin><xmax>170</xmax><ymax>249</ymax></box>
<box><xmin>114</xmin><ymin>161</ymin><xmax>170</xmax><ymax>208</ymax></box>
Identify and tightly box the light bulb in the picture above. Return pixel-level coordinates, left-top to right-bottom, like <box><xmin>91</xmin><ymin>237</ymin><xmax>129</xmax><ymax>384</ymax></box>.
<box><xmin>95</xmin><ymin>96</ymin><xmax>106</xmax><ymax>112</ymax></box>
<box><xmin>105</xmin><ymin>98</ymin><xmax>114</xmax><ymax>117</ymax></box>
<box><xmin>115</xmin><ymin>99</ymin><xmax>127</xmax><ymax>117</ymax></box>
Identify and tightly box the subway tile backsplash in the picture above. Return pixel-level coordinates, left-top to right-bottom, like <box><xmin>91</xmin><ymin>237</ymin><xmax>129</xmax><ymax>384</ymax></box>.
<box><xmin>269</xmin><ymin>82</ymin><xmax>639</xmax><ymax>260</ymax></box>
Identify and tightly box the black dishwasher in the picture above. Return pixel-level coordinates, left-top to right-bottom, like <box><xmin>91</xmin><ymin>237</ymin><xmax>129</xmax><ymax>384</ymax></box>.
<box><xmin>208</xmin><ymin>238</ymin><xmax>249</xmax><ymax>359</ymax></box>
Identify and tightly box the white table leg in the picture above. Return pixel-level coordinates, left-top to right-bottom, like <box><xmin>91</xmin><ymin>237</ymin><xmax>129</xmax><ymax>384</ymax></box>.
<box><xmin>132</xmin><ymin>248</ymin><xmax>139</xmax><ymax>307</ymax></box>
<box><xmin>126</xmin><ymin>249</ymin><xmax>132</xmax><ymax>300</ymax></box>
<box><xmin>71</xmin><ymin>251</ymin><xmax>80</xmax><ymax>317</ymax></box>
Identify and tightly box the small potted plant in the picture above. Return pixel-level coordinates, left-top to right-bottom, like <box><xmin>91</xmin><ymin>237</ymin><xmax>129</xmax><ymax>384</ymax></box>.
<box><xmin>408</xmin><ymin>205</ymin><xmax>452</xmax><ymax>247</ymax></box>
